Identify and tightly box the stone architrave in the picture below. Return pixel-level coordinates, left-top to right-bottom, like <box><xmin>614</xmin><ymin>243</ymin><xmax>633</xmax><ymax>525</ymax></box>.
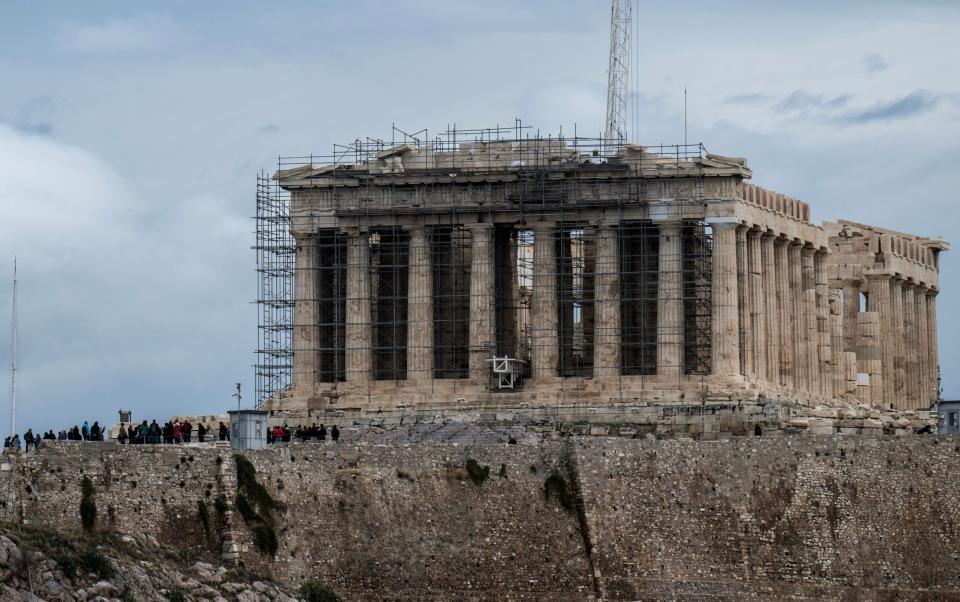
<box><xmin>345</xmin><ymin>229</ymin><xmax>372</xmax><ymax>384</ymax></box>
<box><xmin>292</xmin><ymin>233</ymin><xmax>319</xmax><ymax>394</ymax></box>
<box><xmin>593</xmin><ymin>225</ymin><xmax>621</xmax><ymax>377</ymax></box>
<box><xmin>468</xmin><ymin>224</ymin><xmax>495</xmax><ymax>385</ymax></box>
<box><xmin>710</xmin><ymin>220</ymin><xmax>741</xmax><ymax>377</ymax></box>
<box><xmin>531</xmin><ymin>223</ymin><xmax>559</xmax><ymax>379</ymax></box>
<box><xmin>406</xmin><ymin>226</ymin><xmax>433</xmax><ymax>381</ymax></box>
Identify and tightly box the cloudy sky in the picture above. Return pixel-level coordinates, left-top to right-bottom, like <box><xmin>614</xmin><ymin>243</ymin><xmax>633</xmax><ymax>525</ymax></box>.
<box><xmin>1</xmin><ymin>1</ymin><xmax>958</xmax><ymax>432</ymax></box>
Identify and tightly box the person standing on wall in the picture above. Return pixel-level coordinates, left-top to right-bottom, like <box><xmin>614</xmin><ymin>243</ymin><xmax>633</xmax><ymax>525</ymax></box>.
<box><xmin>331</xmin><ymin>425</ymin><xmax>339</xmax><ymax>443</ymax></box>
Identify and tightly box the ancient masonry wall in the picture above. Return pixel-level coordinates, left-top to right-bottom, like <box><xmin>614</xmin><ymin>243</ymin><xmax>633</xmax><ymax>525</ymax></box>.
<box><xmin>3</xmin><ymin>438</ymin><xmax>959</xmax><ymax>600</ymax></box>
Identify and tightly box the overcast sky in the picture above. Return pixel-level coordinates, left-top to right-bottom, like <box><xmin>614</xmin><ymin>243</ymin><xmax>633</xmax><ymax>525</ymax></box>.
<box><xmin>1</xmin><ymin>1</ymin><xmax>958</xmax><ymax>433</ymax></box>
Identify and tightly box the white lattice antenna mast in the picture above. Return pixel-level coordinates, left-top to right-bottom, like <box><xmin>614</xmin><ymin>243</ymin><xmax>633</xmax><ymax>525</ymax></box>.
<box><xmin>9</xmin><ymin>258</ymin><xmax>17</xmax><ymax>438</ymax></box>
<box><xmin>605</xmin><ymin>0</ymin><xmax>632</xmax><ymax>143</ymax></box>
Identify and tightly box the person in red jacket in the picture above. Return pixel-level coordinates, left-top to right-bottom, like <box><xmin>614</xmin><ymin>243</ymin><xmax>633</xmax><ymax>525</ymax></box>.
<box><xmin>172</xmin><ymin>421</ymin><xmax>182</xmax><ymax>444</ymax></box>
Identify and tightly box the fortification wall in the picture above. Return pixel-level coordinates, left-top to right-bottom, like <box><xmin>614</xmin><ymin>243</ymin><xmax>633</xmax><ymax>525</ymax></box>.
<box><xmin>2</xmin><ymin>436</ymin><xmax>958</xmax><ymax>600</ymax></box>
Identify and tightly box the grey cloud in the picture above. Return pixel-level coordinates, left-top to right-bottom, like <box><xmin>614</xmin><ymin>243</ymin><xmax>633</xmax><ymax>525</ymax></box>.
<box><xmin>775</xmin><ymin>90</ymin><xmax>852</xmax><ymax>112</ymax></box>
<box><xmin>835</xmin><ymin>90</ymin><xmax>940</xmax><ymax>125</ymax></box>
<box><xmin>721</xmin><ymin>93</ymin><xmax>773</xmax><ymax>106</ymax></box>
<box><xmin>257</xmin><ymin>124</ymin><xmax>279</xmax><ymax>134</ymax></box>
<box><xmin>862</xmin><ymin>53</ymin><xmax>890</xmax><ymax>74</ymax></box>
<box><xmin>16</xmin><ymin>94</ymin><xmax>60</xmax><ymax>136</ymax></box>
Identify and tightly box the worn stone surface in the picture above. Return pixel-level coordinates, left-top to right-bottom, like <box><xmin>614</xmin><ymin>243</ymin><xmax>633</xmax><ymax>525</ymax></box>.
<box><xmin>4</xmin><ymin>436</ymin><xmax>960</xmax><ymax>600</ymax></box>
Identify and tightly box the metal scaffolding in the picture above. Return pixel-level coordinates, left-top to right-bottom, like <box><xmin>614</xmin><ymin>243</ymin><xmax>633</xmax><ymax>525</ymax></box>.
<box><xmin>255</xmin><ymin>122</ymin><xmax>716</xmax><ymax>407</ymax></box>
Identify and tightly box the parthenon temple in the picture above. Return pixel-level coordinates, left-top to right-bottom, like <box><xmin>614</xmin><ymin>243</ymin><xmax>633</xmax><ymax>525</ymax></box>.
<box><xmin>259</xmin><ymin>128</ymin><xmax>947</xmax><ymax>419</ymax></box>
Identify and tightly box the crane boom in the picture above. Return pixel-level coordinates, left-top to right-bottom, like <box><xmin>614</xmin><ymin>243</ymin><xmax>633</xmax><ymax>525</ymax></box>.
<box><xmin>605</xmin><ymin>0</ymin><xmax>632</xmax><ymax>143</ymax></box>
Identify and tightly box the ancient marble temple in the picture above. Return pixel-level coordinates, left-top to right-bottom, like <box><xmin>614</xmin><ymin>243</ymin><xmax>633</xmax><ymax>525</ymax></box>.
<box><xmin>263</xmin><ymin>133</ymin><xmax>946</xmax><ymax>417</ymax></box>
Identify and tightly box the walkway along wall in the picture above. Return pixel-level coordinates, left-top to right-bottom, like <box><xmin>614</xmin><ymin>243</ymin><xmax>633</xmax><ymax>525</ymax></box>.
<box><xmin>2</xmin><ymin>437</ymin><xmax>960</xmax><ymax>600</ymax></box>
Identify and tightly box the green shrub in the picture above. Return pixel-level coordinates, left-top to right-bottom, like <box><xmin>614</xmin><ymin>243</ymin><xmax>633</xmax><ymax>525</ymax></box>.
<box><xmin>544</xmin><ymin>473</ymin><xmax>574</xmax><ymax>511</ymax></box>
<box><xmin>80</xmin><ymin>548</ymin><xmax>114</xmax><ymax>579</ymax></box>
<box><xmin>251</xmin><ymin>524</ymin><xmax>278</xmax><ymax>558</ymax></box>
<box><xmin>167</xmin><ymin>590</ymin><xmax>186</xmax><ymax>602</ymax></box>
<box><xmin>80</xmin><ymin>476</ymin><xmax>97</xmax><ymax>531</ymax></box>
<box><xmin>465</xmin><ymin>458</ymin><xmax>490</xmax><ymax>486</ymax></box>
<box><xmin>301</xmin><ymin>582</ymin><xmax>341</xmax><ymax>602</ymax></box>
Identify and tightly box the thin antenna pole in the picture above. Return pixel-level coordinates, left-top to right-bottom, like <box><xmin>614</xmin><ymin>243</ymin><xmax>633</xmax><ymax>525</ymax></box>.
<box><xmin>684</xmin><ymin>86</ymin><xmax>688</xmax><ymax>148</ymax></box>
<box><xmin>9</xmin><ymin>258</ymin><xmax>17</xmax><ymax>438</ymax></box>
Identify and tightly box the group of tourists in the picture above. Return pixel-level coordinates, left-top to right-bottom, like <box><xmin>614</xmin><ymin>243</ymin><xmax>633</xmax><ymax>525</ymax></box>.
<box><xmin>3</xmin><ymin>421</ymin><xmax>107</xmax><ymax>452</ymax></box>
<box><xmin>270</xmin><ymin>423</ymin><xmax>339</xmax><ymax>443</ymax></box>
<box><xmin>117</xmin><ymin>420</ymin><xmax>230</xmax><ymax>445</ymax></box>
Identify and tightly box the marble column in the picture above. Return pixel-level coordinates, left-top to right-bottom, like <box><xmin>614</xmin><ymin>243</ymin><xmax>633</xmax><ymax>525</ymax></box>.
<box><xmin>594</xmin><ymin>225</ymin><xmax>621</xmax><ymax>377</ymax></box>
<box><xmin>926</xmin><ymin>291</ymin><xmax>940</xmax><ymax>403</ymax></box>
<box><xmin>890</xmin><ymin>277</ymin><xmax>906</xmax><ymax>406</ymax></box>
<box><xmin>801</xmin><ymin>246</ymin><xmax>817</xmax><ymax>394</ymax></box>
<box><xmin>711</xmin><ymin>221</ymin><xmax>741</xmax><ymax>377</ymax></box>
<box><xmin>902</xmin><ymin>282</ymin><xmax>918</xmax><ymax>408</ymax></box>
<box><xmin>814</xmin><ymin>250</ymin><xmax>830</xmax><ymax>397</ymax></box>
<box><xmin>531</xmin><ymin>223</ymin><xmax>559</xmax><ymax>379</ymax></box>
<box><xmin>657</xmin><ymin>222</ymin><xmax>683</xmax><ymax>380</ymax></box>
<box><xmin>292</xmin><ymin>233</ymin><xmax>320</xmax><ymax>394</ymax></box>
<box><xmin>915</xmin><ymin>285</ymin><xmax>930</xmax><ymax>409</ymax></box>
<box><xmin>468</xmin><ymin>224</ymin><xmax>495</xmax><ymax>385</ymax></box>
<box><xmin>747</xmin><ymin>229</ymin><xmax>766</xmax><ymax>381</ymax></box>
<box><xmin>788</xmin><ymin>242</ymin><xmax>804</xmax><ymax>390</ymax></box>
<box><xmin>775</xmin><ymin>238</ymin><xmax>793</xmax><ymax>387</ymax></box>
<box><xmin>406</xmin><ymin>226</ymin><xmax>433</xmax><ymax>381</ymax></box>
<box><xmin>761</xmin><ymin>233</ymin><xmax>780</xmax><ymax>385</ymax></box>
<box><xmin>865</xmin><ymin>273</ymin><xmax>892</xmax><ymax>407</ymax></box>
<box><xmin>736</xmin><ymin>226</ymin><xmax>752</xmax><ymax>377</ymax></box>
<box><xmin>842</xmin><ymin>280</ymin><xmax>861</xmax><ymax>355</ymax></box>
<box><xmin>345</xmin><ymin>229</ymin><xmax>372</xmax><ymax>384</ymax></box>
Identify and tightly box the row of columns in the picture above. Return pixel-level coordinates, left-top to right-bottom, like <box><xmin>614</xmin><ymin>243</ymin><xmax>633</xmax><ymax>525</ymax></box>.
<box><xmin>716</xmin><ymin>222</ymin><xmax>835</xmax><ymax>396</ymax></box>
<box><xmin>858</xmin><ymin>273</ymin><xmax>939</xmax><ymax>408</ymax></box>
<box><xmin>293</xmin><ymin>221</ymin><xmax>697</xmax><ymax>390</ymax></box>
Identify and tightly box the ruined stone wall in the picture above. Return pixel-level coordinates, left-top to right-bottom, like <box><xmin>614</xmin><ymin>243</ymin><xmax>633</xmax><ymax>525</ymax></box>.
<box><xmin>3</xmin><ymin>437</ymin><xmax>959</xmax><ymax>600</ymax></box>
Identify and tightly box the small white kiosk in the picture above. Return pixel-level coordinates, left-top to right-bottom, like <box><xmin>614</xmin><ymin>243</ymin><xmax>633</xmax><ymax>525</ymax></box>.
<box><xmin>227</xmin><ymin>410</ymin><xmax>268</xmax><ymax>450</ymax></box>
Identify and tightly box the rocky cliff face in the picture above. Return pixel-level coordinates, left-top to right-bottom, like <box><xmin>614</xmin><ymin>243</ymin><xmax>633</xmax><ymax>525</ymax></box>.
<box><xmin>0</xmin><ymin>527</ymin><xmax>312</xmax><ymax>601</ymax></box>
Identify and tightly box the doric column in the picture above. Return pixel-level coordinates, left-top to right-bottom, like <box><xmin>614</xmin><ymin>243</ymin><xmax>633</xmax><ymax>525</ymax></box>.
<box><xmin>736</xmin><ymin>226</ymin><xmax>752</xmax><ymax>377</ymax></box>
<box><xmin>775</xmin><ymin>238</ymin><xmax>793</xmax><ymax>387</ymax></box>
<box><xmin>814</xmin><ymin>250</ymin><xmax>830</xmax><ymax>397</ymax></box>
<box><xmin>747</xmin><ymin>229</ymin><xmax>766</xmax><ymax>380</ymax></box>
<box><xmin>828</xmin><ymin>290</ymin><xmax>845</xmax><ymax>399</ymax></box>
<box><xmin>531</xmin><ymin>223</ymin><xmax>559</xmax><ymax>379</ymax></box>
<box><xmin>345</xmin><ymin>229</ymin><xmax>372</xmax><ymax>384</ymax></box>
<box><xmin>902</xmin><ymin>282</ymin><xmax>918</xmax><ymax>408</ymax></box>
<box><xmin>468</xmin><ymin>224</ymin><xmax>495</xmax><ymax>385</ymax></box>
<box><xmin>788</xmin><ymin>242</ymin><xmax>804</xmax><ymax>390</ymax></box>
<box><xmin>406</xmin><ymin>226</ymin><xmax>433</xmax><ymax>381</ymax></box>
<box><xmin>710</xmin><ymin>220</ymin><xmax>741</xmax><ymax>377</ymax></box>
<box><xmin>292</xmin><ymin>233</ymin><xmax>320</xmax><ymax>393</ymax></box>
<box><xmin>801</xmin><ymin>245</ymin><xmax>817</xmax><ymax>394</ymax></box>
<box><xmin>657</xmin><ymin>222</ymin><xmax>683</xmax><ymax>380</ymax></box>
<box><xmin>927</xmin><ymin>291</ymin><xmax>940</xmax><ymax>403</ymax></box>
<box><xmin>594</xmin><ymin>225</ymin><xmax>621</xmax><ymax>377</ymax></box>
<box><xmin>842</xmin><ymin>280</ymin><xmax>861</xmax><ymax>354</ymax></box>
<box><xmin>915</xmin><ymin>285</ymin><xmax>930</xmax><ymax>409</ymax></box>
<box><xmin>856</xmin><ymin>311</ymin><xmax>882</xmax><ymax>405</ymax></box>
<box><xmin>865</xmin><ymin>273</ymin><xmax>892</xmax><ymax>407</ymax></box>
<box><xmin>761</xmin><ymin>233</ymin><xmax>780</xmax><ymax>385</ymax></box>
<box><xmin>890</xmin><ymin>277</ymin><xmax>906</xmax><ymax>406</ymax></box>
